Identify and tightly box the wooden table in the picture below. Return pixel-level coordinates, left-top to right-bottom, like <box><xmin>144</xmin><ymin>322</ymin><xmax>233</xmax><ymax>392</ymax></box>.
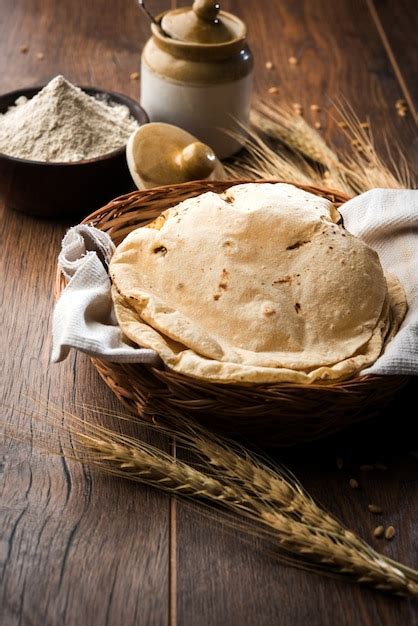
<box><xmin>1</xmin><ymin>1</ymin><xmax>417</xmax><ymax>624</ymax></box>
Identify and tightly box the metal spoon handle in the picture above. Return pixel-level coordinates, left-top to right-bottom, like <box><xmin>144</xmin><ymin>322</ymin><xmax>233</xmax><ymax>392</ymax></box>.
<box><xmin>137</xmin><ymin>0</ymin><xmax>160</xmax><ymax>27</ymax></box>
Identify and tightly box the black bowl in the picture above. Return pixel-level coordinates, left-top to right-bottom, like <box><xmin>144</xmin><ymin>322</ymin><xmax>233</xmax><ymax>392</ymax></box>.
<box><xmin>0</xmin><ymin>85</ymin><xmax>148</xmax><ymax>219</ymax></box>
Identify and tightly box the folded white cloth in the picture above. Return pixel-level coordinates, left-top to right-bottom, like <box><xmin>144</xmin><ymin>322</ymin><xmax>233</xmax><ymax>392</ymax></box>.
<box><xmin>52</xmin><ymin>189</ymin><xmax>418</xmax><ymax>376</ymax></box>
<box><xmin>52</xmin><ymin>225</ymin><xmax>161</xmax><ymax>364</ymax></box>
<box><xmin>341</xmin><ymin>189</ymin><xmax>418</xmax><ymax>375</ymax></box>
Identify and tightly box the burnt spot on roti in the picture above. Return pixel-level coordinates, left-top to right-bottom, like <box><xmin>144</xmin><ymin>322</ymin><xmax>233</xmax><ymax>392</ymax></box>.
<box><xmin>286</xmin><ymin>240</ymin><xmax>310</xmax><ymax>251</ymax></box>
<box><xmin>294</xmin><ymin>302</ymin><xmax>301</xmax><ymax>314</ymax></box>
<box><xmin>272</xmin><ymin>272</ymin><xmax>301</xmax><ymax>286</ymax></box>
<box><xmin>213</xmin><ymin>293</ymin><xmax>221</xmax><ymax>301</ymax></box>
<box><xmin>272</xmin><ymin>276</ymin><xmax>292</xmax><ymax>285</ymax></box>
<box><xmin>153</xmin><ymin>245</ymin><xmax>167</xmax><ymax>255</ymax></box>
<box><xmin>222</xmin><ymin>240</ymin><xmax>238</xmax><ymax>255</ymax></box>
<box><xmin>218</xmin><ymin>268</ymin><xmax>229</xmax><ymax>291</ymax></box>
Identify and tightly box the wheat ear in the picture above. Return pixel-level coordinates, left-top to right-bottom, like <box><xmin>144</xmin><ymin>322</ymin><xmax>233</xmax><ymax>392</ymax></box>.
<box><xmin>331</xmin><ymin>99</ymin><xmax>415</xmax><ymax>191</ymax></box>
<box><xmin>16</xmin><ymin>402</ymin><xmax>418</xmax><ymax>600</ymax></box>
<box><xmin>76</xmin><ymin>426</ymin><xmax>418</xmax><ymax>598</ymax></box>
<box><xmin>247</xmin><ymin>98</ymin><xmax>414</xmax><ymax>193</ymax></box>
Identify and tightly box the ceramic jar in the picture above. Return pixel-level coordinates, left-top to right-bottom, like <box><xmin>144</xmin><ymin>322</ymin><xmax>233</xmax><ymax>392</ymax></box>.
<box><xmin>140</xmin><ymin>0</ymin><xmax>253</xmax><ymax>159</ymax></box>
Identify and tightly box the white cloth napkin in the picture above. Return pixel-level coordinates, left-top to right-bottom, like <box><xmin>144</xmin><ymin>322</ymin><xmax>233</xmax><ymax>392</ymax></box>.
<box><xmin>52</xmin><ymin>225</ymin><xmax>160</xmax><ymax>364</ymax></box>
<box><xmin>52</xmin><ymin>189</ymin><xmax>418</xmax><ymax>376</ymax></box>
<box><xmin>340</xmin><ymin>189</ymin><xmax>418</xmax><ymax>375</ymax></box>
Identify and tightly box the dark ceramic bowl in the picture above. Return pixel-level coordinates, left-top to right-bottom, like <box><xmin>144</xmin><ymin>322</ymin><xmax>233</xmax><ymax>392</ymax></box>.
<box><xmin>0</xmin><ymin>85</ymin><xmax>148</xmax><ymax>219</ymax></box>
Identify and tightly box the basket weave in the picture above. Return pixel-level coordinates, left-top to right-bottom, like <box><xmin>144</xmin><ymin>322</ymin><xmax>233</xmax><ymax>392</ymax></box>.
<box><xmin>56</xmin><ymin>179</ymin><xmax>408</xmax><ymax>446</ymax></box>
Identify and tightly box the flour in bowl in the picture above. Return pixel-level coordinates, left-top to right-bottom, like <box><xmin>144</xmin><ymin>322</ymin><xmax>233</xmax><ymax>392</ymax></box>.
<box><xmin>0</xmin><ymin>75</ymin><xmax>139</xmax><ymax>162</ymax></box>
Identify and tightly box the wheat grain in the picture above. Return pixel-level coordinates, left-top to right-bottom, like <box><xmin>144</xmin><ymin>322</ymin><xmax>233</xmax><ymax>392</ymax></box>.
<box><xmin>374</xmin><ymin>526</ymin><xmax>385</xmax><ymax>538</ymax></box>
<box><xmin>385</xmin><ymin>526</ymin><xmax>396</xmax><ymax>540</ymax></box>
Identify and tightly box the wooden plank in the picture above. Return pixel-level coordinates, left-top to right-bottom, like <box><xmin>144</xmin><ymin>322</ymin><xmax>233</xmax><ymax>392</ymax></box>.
<box><xmin>0</xmin><ymin>204</ymin><xmax>169</xmax><ymax>626</ymax></box>
<box><xmin>224</xmin><ymin>0</ymin><xmax>416</xmax><ymax>164</ymax></box>
<box><xmin>175</xmin><ymin>1</ymin><xmax>418</xmax><ymax>624</ymax></box>
<box><xmin>0</xmin><ymin>0</ymin><xmax>167</xmax><ymax>95</ymax></box>
<box><xmin>367</xmin><ymin>0</ymin><xmax>418</xmax><ymax>122</ymax></box>
<box><xmin>0</xmin><ymin>1</ymin><xmax>170</xmax><ymax>624</ymax></box>
<box><xmin>1</xmin><ymin>1</ymin><xmax>416</xmax><ymax>625</ymax></box>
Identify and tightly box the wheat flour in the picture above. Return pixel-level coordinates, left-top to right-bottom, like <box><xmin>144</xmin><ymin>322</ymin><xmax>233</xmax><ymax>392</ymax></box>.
<box><xmin>0</xmin><ymin>75</ymin><xmax>139</xmax><ymax>162</ymax></box>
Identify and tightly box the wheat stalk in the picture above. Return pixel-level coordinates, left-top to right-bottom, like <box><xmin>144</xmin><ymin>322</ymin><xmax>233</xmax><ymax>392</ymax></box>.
<box><xmin>251</xmin><ymin>102</ymin><xmax>340</xmax><ymax>169</ymax></box>
<box><xmin>11</xmin><ymin>402</ymin><xmax>418</xmax><ymax>599</ymax></box>
<box><xmin>331</xmin><ymin>99</ymin><xmax>414</xmax><ymax>192</ymax></box>
<box><xmin>224</xmin><ymin>123</ymin><xmax>323</xmax><ymax>187</ymax></box>
<box><xmin>138</xmin><ymin>415</ymin><xmax>418</xmax><ymax>595</ymax></box>
<box><xmin>235</xmin><ymin>98</ymin><xmax>416</xmax><ymax>194</ymax></box>
<box><xmin>76</xmin><ymin>425</ymin><xmax>418</xmax><ymax>597</ymax></box>
<box><xmin>248</xmin><ymin>101</ymin><xmax>352</xmax><ymax>195</ymax></box>
<box><xmin>261</xmin><ymin>511</ymin><xmax>416</xmax><ymax>596</ymax></box>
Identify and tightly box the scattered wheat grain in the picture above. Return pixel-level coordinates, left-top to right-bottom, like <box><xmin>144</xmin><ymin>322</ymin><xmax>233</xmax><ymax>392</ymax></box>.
<box><xmin>288</xmin><ymin>56</ymin><xmax>298</xmax><ymax>65</ymax></box>
<box><xmin>385</xmin><ymin>526</ymin><xmax>395</xmax><ymax>540</ymax></box>
<box><xmin>265</xmin><ymin>61</ymin><xmax>273</xmax><ymax>70</ymax></box>
<box><xmin>20</xmin><ymin>44</ymin><xmax>29</xmax><ymax>54</ymax></box>
<box><xmin>268</xmin><ymin>86</ymin><xmax>279</xmax><ymax>94</ymax></box>
<box><xmin>36</xmin><ymin>52</ymin><xmax>45</xmax><ymax>60</ymax></box>
<box><xmin>368</xmin><ymin>504</ymin><xmax>383</xmax><ymax>514</ymax></box>
<box><xmin>130</xmin><ymin>71</ymin><xmax>140</xmax><ymax>81</ymax></box>
<box><xmin>349</xmin><ymin>478</ymin><xmax>359</xmax><ymax>489</ymax></box>
<box><xmin>360</xmin><ymin>464</ymin><xmax>374</xmax><ymax>471</ymax></box>
<box><xmin>373</xmin><ymin>526</ymin><xmax>384</xmax><ymax>538</ymax></box>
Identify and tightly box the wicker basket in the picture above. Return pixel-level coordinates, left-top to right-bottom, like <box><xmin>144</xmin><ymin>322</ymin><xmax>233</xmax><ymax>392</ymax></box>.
<box><xmin>56</xmin><ymin>179</ymin><xmax>408</xmax><ymax>446</ymax></box>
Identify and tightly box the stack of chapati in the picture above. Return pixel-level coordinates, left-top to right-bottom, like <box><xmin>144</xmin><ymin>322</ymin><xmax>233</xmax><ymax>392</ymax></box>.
<box><xmin>110</xmin><ymin>183</ymin><xmax>406</xmax><ymax>384</ymax></box>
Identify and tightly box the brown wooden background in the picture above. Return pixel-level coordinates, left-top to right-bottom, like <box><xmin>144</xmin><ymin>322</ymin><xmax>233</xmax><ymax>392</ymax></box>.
<box><xmin>1</xmin><ymin>1</ymin><xmax>417</xmax><ymax>625</ymax></box>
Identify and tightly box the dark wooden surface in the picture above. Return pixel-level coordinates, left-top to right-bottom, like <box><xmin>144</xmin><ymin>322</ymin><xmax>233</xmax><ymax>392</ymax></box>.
<box><xmin>0</xmin><ymin>1</ymin><xmax>417</xmax><ymax>625</ymax></box>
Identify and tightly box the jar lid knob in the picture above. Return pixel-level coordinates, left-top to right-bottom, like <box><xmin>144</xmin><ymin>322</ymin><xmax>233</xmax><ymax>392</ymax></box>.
<box><xmin>179</xmin><ymin>141</ymin><xmax>217</xmax><ymax>179</ymax></box>
<box><xmin>193</xmin><ymin>0</ymin><xmax>220</xmax><ymax>22</ymax></box>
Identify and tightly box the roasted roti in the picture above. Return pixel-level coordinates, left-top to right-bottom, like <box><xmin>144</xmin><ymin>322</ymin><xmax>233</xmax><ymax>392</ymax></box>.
<box><xmin>110</xmin><ymin>183</ymin><xmax>406</xmax><ymax>384</ymax></box>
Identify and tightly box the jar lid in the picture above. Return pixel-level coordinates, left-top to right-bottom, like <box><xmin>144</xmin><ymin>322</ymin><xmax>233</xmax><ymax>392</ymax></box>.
<box><xmin>126</xmin><ymin>123</ymin><xmax>225</xmax><ymax>189</ymax></box>
<box><xmin>160</xmin><ymin>0</ymin><xmax>243</xmax><ymax>44</ymax></box>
